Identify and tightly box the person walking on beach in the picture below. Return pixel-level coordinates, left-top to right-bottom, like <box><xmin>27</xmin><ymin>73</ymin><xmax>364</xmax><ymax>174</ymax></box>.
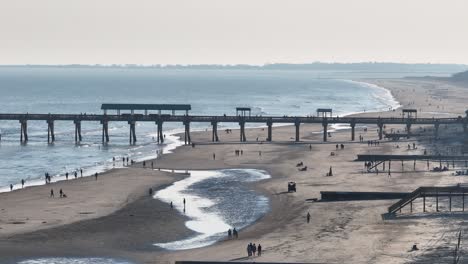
<box><xmin>65</xmin><ymin>172</ymin><xmax>69</xmax><ymax>180</ymax></box>
<box><xmin>307</xmin><ymin>212</ymin><xmax>311</xmax><ymax>223</ymax></box>
<box><xmin>151</xmin><ymin>161</ymin><xmax>154</xmax><ymax>169</ymax></box>
<box><xmin>213</xmin><ymin>153</ymin><xmax>216</xmax><ymax>160</ymax></box>
<box><xmin>74</xmin><ymin>171</ymin><xmax>77</xmax><ymax>179</ymax></box>
<box><xmin>247</xmin><ymin>243</ymin><xmax>252</xmax><ymax>257</ymax></box>
<box><xmin>143</xmin><ymin>161</ymin><xmax>146</xmax><ymax>168</ymax></box>
<box><xmin>95</xmin><ymin>172</ymin><xmax>98</xmax><ymax>180</ymax></box>
<box><xmin>21</xmin><ymin>179</ymin><xmax>25</xmax><ymax>188</ymax></box>
<box><xmin>233</xmin><ymin>228</ymin><xmax>238</xmax><ymax>238</ymax></box>
<box><xmin>80</xmin><ymin>169</ymin><xmax>83</xmax><ymax>177</ymax></box>
<box><xmin>228</xmin><ymin>229</ymin><xmax>232</xmax><ymax>238</ymax></box>
<box><xmin>113</xmin><ymin>156</ymin><xmax>115</xmax><ymax>166</ymax></box>
<box><xmin>50</xmin><ymin>189</ymin><xmax>54</xmax><ymax>198</ymax></box>
<box><xmin>59</xmin><ymin>188</ymin><xmax>63</xmax><ymax>198</ymax></box>
<box><xmin>170</xmin><ymin>201</ymin><xmax>173</xmax><ymax>209</ymax></box>
<box><xmin>10</xmin><ymin>184</ymin><xmax>13</xmax><ymax>191</ymax></box>
<box><xmin>257</xmin><ymin>244</ymin><xmax>262</xmax><ymax>256</ymax></box>
<box><xmin>252</xmin><ymin>243</ymin><xmax>256</xmax><ymax>256</ymax></box>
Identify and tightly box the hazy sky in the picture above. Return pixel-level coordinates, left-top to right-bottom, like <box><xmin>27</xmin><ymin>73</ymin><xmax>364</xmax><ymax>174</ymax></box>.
<box><xmin>1</xmin><ymin>0</ymin><xmax>467</xmax><ymax>65</ymax></box>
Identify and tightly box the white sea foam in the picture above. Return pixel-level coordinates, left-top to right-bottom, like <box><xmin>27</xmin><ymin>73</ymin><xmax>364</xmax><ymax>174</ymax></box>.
<box><xmin>154</xmin><ymin>169</ymin><xmax>270</xmax><ymax>250</ymax></box>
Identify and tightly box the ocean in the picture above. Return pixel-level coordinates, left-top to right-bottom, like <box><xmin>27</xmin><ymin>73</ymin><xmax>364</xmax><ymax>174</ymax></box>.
<box><xmin>0</xmin><ymin>66</ymin><xmax>457</xmax><ymax>263</ymax></box>
<box><xmin>0</xmin><ymin>67</ymin><xmax>425</xmax><ymax>189</ymax></box>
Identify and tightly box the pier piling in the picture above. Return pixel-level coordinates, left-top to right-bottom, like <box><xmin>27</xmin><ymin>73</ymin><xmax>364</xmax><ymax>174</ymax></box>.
<box><xmin>101</xmin><ymin>120</ymin><xmax>109</xmax><ymax>143</ymax></box>
<box><xmin>128</xmin><ymin>121</ymin><xmax>137</xmax><ymax>144</ymax></box>
<box><xmin>350</xmin><ymin>122</ymin><xmax>356</xmax><ymax>141</ymax></box>
<box><xmin>239</xmin><ymin>121</ymin><xmax>246</xmax><ymax>142</ymax></box>
<box><xmin>157</xmin><ymin>121</ymin><xmax>164</xmax><ymax>143</ymax></box>
<box><xmin>322</xmin><ymin>121</ymin><xmax>328</xmax><ymax>142</ymax></box>
<box><xmin>47</xmin><ymin>120</ymin><xmax>55</xmax><ymax>143</ymax></box>
<box><xmin>184</xmin><ymin>121</ymin><xmax>191</xmax><ymax>145</ymax></box>
<box><xmin>211</xmin><ymin>121</ymin><xmax>219</xmax><ymax>142</ymax></box>
<box><xmin>74</xmin><ymin>120</ymin><xmax>82</xmax><ymax>143</ymax></box>
<box><xmin>267</xmin><ymin>120</ymin><xmax>273</xmax><ymax>142</ymax></box>
<box><xmin>295</xmin><ymin>121</ymin><xmax>300</xmax><ymax>142</ymax></box>
<box><xmin>19</xmin><ymin>120</ymin><xmax>28</xmax><ymax>143</ymax></box>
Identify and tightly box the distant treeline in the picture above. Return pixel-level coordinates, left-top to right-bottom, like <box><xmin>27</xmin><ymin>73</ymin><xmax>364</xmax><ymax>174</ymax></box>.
<box><xmin>1</xmin><ymin>62</ymin><xmax>468</xmax><ymax>73</ymax></box>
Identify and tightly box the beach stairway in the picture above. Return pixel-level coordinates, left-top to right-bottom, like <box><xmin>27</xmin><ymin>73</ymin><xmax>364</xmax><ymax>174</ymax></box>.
<box><xmin>388</xmin><ymin>185</ymin><xmax>468</xmax><ymax>214</ymax></box>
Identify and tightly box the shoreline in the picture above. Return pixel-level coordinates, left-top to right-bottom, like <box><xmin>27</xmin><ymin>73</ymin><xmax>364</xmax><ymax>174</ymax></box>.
<box><xmin>3</xmin><ymin>77</ymin><xmax>468</xmax><ymax>263</ymax></box>
<box><xmin>0</xmin><ymin>77</ymin><xmax>399</xmax><ymax>194</ymax></box>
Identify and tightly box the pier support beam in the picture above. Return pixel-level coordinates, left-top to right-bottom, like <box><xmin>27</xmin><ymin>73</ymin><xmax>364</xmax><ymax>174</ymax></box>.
<box><xmin>378</xmin><ymin>123</ymin><xmax>383</xmax><ymax>140</ymax></box>
<box><xmin>101</xmin><ymin>120</ymin><xmax>109</xmax><ymax>143</ymax></box>
<box><xmin>184</xmin><ymin>121</ymin><xmax>191</xmax><ymax>145</ymax></box>
<box><xmin>211</xmin><ymin>121</ymin><xmax>219</xmax><ymax>142</ymax></box>
<box><xmin>19</xmin><ymin>120</ymin><xmax>28</xmax><ymax>143</ymax></box>
<box><xmin>406</xmin><ymin>123</ymin><xmax>412</xmax><ymax>138</ymax></box>
<box><xmin>20</xmin><ymin>120</ymin><xmax>27</xmax><ymax>142</ymax></box>
<box><xmin>295</xmin><ymin>121</ymin><xmax>300</xmax><ymax>142</ymax></box>
<box><xmin>156</xmin><ymin>121</ymin><xmax>164</xmax><ymax>143</ymax></box>
<box><xmin>350</xmin><ymin>121</ymin><xmax>356</xmax><ymax>141</ymax></box>
<box><xmin>47</xmin><ymin>120</ymin><xmax>55</xmax><ymax>143</ymax></box>
<box><xmin>267</xmin><ymin>120</ymin><xmax>273</xmax><ymax>142</ymax></box>
<box><xmin>322</xmin><ymin>121</ymin><xmax>328</xmax><ymax>142</ymax></box>
<box><xmin>129</xmin><ymin>121</ymin><xmax>137</xmax><ymax>145</ymax></box>
<box><xmin>239</xmin><ymin>121</ymin><xmax>246</xmax><ymax>142</ymax></box>
<box><xmin>74</xmin><ymin>120</ymin><xmax>82</xmax><ymax>143</ymax></box>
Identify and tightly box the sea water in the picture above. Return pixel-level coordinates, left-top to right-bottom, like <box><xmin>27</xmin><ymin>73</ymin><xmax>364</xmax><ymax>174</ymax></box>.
<box><xmin>0</xmin><ymin>67</ymin><xmax>406</xmax><ymax>188</ymax></box>
<box><xmin>154</xmin><ymin>169</ymin><xmax>270</xmax><ymax>250</ymax></box>
<box><xmin>0</xmin><ymin>66</ymin><xmax>447</xmax><ymax>263</ymax></box>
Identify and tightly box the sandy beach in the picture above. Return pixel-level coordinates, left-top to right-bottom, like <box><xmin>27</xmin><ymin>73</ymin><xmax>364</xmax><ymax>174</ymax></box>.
<box><xmin>2</xmin><ymin>78</ymin><xmax>468</xmax><ymax>263</ymax></box>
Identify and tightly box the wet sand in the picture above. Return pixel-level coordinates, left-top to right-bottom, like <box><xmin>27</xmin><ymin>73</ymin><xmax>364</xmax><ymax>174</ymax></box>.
<box><xmin>2</xmin><ymin>78</ymin><xmax>468</xmax><ymax>263</ymax></box>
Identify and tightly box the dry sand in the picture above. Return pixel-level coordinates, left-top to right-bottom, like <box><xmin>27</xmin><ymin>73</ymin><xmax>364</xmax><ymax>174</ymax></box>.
<box><xmin>1</xmin><ymin>78</ymin><xmax>468</xmax><ymax>263</ymax></box>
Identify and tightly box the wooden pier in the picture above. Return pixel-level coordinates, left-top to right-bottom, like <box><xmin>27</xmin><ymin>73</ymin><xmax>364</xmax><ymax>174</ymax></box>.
<box><xmin>1</xmin><ymin>104</ymin><xmax>468</xmax><ymax>145</ymax></box>
<box><xmin>388</xmin><ymin>186</ymin><xmax>468</xmax><ymax>214</ymax></box>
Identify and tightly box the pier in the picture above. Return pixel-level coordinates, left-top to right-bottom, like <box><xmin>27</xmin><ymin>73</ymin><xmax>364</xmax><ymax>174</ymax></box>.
<box><xmin>388</xmin><ymin>186</ymin><xmax>468</xmax><ymax>215</ymax></box>
<box><xmin>1</xmin><ymin>105</ymin><xmax>468</xmax><ymax>145</ymax></box>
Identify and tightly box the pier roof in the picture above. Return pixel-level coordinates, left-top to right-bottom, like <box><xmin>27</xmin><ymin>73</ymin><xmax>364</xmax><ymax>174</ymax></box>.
<box><xmin>236</xmin><ymin>107</ymin><xmax>251</xmax><ymax>111</ymax></box>
<box><xmin>101</xmin><ymin>104</ymin><xmax>191</xmax><ymax>111</ymax></box>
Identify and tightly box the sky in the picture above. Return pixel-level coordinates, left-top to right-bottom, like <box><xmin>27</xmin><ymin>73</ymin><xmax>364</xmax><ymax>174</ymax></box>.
<box><xmin>1</xmin><ymin>0</ymin><xmax>467</xmax><ymax>65</ymax></box>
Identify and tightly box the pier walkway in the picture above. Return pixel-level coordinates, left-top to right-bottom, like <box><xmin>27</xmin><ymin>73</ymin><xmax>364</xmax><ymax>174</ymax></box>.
<box><xmin>2</xmin><ymin>104</ymin><xmax>468</xmax><ymax>145</ymax></box>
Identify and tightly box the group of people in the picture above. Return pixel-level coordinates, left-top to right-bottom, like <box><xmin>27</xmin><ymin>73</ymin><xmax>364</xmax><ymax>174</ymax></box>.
<box><xmin>247</xmin><ymin>242</ymin><xmax>262</xmax><ymax>257</ymax></box>
<box><xmin>142</xmin><ymin>160</ymin><xmax>154</xmax><ymax>169</ymax></box>
<box><xmin>227</xmin><ymin>228</ymin><xmax>239</xmax><ymax>239</ymax></box>
<box><xmin>50</xmin><ymin>188</ymin><xmax>67</xmax><ymax>198</ymax></box>
<box><xmin>367</xmin><ymin>140</ymin><xmax>380</xmax><ymax>146</ymax></box>
<box><xmin>64</xmin><ymin>170</ymin><xmax>81</xmax><ymax>180</ymax></box>
<box><xmin>335</xmin><ymin>144</ymin><xmax>345</xmax><ymax>150</ymax></box>
<box><xmin>234</xmin><ymin>149</ymin><xmax>243</xmax><ymax>156</ymax></box>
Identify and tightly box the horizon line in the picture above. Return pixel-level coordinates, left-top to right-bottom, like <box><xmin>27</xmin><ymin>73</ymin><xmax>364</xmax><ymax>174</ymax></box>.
<box><xmin>0</xmin><ymin>61</ymin><xmax>467</xmax><ymax>68</ymax></box>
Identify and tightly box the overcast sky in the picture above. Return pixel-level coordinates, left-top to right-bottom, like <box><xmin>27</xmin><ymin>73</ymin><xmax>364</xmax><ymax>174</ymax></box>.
<box><xmin>1</xmin><ymin>0</ymin><xmax>467</xmax><ymax>65</ymax></box>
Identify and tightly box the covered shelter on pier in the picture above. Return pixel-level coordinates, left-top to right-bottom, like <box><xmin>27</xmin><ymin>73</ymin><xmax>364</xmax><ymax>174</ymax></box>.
<box><xmin>317</xmin><ymin>108</ymin><xmax>332</xmax><ymax>118</ymax></box>
<box><xmin>236</xmin><ymin>107</ymin><xmax>251</xmax><ymax>117</ymax></box>
<box><xmin>402</xmin><ymin>109</ymin><xmax>417</xmax><ymax>119</ymax></box>
<box><xmin>101</xmin><ymin>103</ymin><xmax>191</xmax><ymax>115</ymax></box>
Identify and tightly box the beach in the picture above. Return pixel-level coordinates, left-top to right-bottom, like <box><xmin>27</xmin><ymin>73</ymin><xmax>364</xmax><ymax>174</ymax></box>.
<box><xmin>2</xmin><ymin>77</ymin><xmax>468</xmax><ymax>263</ymax></box>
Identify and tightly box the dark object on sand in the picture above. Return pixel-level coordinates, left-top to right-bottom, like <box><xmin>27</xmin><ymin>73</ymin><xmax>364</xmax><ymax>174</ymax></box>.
<box><xmin>298</xmin><ymin>166</ymin><xmax>308</xmax><ymax>171</ymax></box>
<box><xmin>411</xmin><ymin>244</ymin><xmax>419</xmax><ymax>251</ymax></box>
<box><xmin>288</xmin><ymin>182</ymin><xmax>296</xmax><ymax>192</ymax></box>
<box><xmin>296</xmin><ymin>161</ymin><xmax>303</xmax><ymax>167</ymax></box>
